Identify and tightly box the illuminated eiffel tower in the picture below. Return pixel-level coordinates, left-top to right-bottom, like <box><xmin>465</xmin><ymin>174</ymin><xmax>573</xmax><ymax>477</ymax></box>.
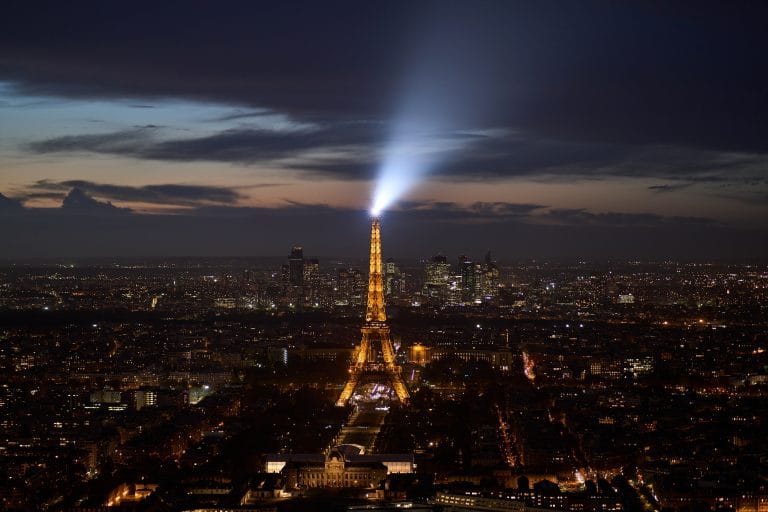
<box><xmin>336</xmin><ymin>218</ymin><xmax>410</xmax><ymax>406</ymax></box>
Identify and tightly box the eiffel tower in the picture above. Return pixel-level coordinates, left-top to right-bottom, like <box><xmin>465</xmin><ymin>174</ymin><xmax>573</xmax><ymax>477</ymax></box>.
<box><xmin>336</xmin><ymin>218</ymin><xmax>410</xmax><ymax>406</ymax></box>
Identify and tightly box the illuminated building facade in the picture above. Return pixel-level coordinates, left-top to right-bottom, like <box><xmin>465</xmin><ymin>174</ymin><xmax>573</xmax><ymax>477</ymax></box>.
<box><xmin>282</xmin><ymin>450</ymin><xmax>386</xmax><ymax>489</ymax></box>
<box><xmin>407</xmin><ymin>344</ymin><xmax>514</xmax><ymax>371</ymax></box>
<box><xmin>478</xmin><ymin>251</ymin><xmax>500</xmax><ymax>301</ymax></box>
<box><xmin>384</xmin><ymin>258</ymin><xmax>403</xmax><ymax>297</ymax></box>
<box><xmin>435</xmin><ymin>490</ymin><xmax>623</xmax><ymax>512</ymax></box>
<box><xmin>337</xmin><ymin>218</ymin><xmax>410</xmax><ymax>405</ymax></box>
<box><xmin>424</xmin><ymin>254</ymin><xmax>451</xmax><ymax>302</ymax></box>
<box><xmin>133</xmin><ymin>389</ymin><xmax>157</xmax><ymax>411</ymax></box>
<box><xmin>425</xmin><ymin>255</ymin><xmax>450</xmax><ymax>286</ymax></box>
<box><xmin>336</xmin><ymin>267</ymin><xmax>364</xmax><ymax>306</ymax></box>
<box><xmin>409</xmin><ymin>344</ymin><xmax>430</xmax><ymax>366</ymax></box>
<box><xmin>266</xmin><ymin>447</ymin><xmax>412</xmax><ymax>489</ymax></box>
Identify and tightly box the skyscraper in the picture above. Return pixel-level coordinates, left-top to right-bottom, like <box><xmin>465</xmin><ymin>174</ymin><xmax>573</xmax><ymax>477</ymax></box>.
<box><xmin>303</xmin><ymin>258</ymin><xmax>320</xmax><ymax>305</ymax></box>
<box><xmin>424</xmin><ymin>254</ymin><xmax>451</xmax><ymax>302</ymax></box>
<box><xmin>459</xmin><ymin>255</ymin><xmax>476</xmax><ymax>304</ymax></box>
<box><xmin>288</xmin><ymin>246</ymin><xmax>304</xmax><ymax>287</ymax></box>
<box><xmin>384</xmin><ymin>257</ymin><xmax>402</xmax><ymax>297</ymax></box>
<box><xmin>336</xmin><ymin>267</ymin><xmax>363</xmax><ymax>306</ymax></box>
<box><xmin>479</xmin><ymin>251</ymin><xmax>500</xmax><ymax>301</ymax></box>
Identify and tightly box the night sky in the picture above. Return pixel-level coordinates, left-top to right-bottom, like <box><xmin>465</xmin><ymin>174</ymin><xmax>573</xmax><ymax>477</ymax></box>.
<box><xmin>1</xmin><ymin>1</ymin><xmax>767</xmax><ymax>259</ymax></box>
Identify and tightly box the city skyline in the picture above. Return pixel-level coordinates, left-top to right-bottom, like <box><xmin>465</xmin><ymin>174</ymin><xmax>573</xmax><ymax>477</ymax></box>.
<box><xmin>1</xmin><ymin>248</ymin><xmax>765</xmax><ymax>509</ymax></box>
<box><xmin>2</xmin><ymin>2</ymin><xmax>768</xmax><ymax>258</ymax></box>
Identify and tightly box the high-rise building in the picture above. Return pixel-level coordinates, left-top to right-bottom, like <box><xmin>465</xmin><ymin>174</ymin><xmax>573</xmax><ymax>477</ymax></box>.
<box><xmin>424</xmin><ymin>254</ymin><xmax>451</xmax><ymax>302</ymax></box>
<box><xmin>425</xmin><ymin>254</ymin><xmax>450</xmax><ymax>285</ymax></box>
<box><xmin>478</xmin><ymin>251</ymin><xmax>500</xmax><ymax>301</ymax></box>
<box><xmin>280</xmin><ymin>263</ymin><xmax>290</xmax><ymax>290</ymax></box>
<box><xmin>447</xmin><ymin>274</ymin><xmax>463</xmax><ymax>306</ymax></box>
<box><xmin>459</xmin><ymin>255</ymin><xmax>476</xmax><ymax>304</ymax></box>
<box><xmin>384</xmin><ymin>257</ymin><xmax>402</xmax><ymax>297</ymax></box>
<box><xmin>303</xmin><ymin>258</ymin><xmax>320</xmax><ymax>305</ymax></box>
<box><xmin>304</xmin><ymin>258</ymin><xmax>320</xmax><ymax>285</ymax></box>
<box><xmin>133</xmin><ymin>389</ymin><xmax>157</xmax><ymax>411</ymax></box>
<box><xmin>336</xmin><ymin>267</ymin><xmax>364</xmax><ymax>306</ymax></box>
<box><xmin>288</xmin><ymin>246</ymin><xmax>304</xmax><ymax>287</ymax></box>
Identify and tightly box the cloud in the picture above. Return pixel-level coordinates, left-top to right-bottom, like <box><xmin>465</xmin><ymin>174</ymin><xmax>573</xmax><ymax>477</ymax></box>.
<box><xmin>2</xmin><ymin>4</ymin><xmax>767</xmax><ymax>257</ymax></box>
<box><xmin>392</xmin><ymin>200</ymin><xmax>548</xmax><ymax>223</ymax></box>
<box><xmin>712</xmin><ymin>190</ymin><xmax>768</xmax><ymax>206</ymax></box>
<box><xmin>15</xmin><ymin>191</ymin><xmax>68</xmax><ymax>202</ymax></box>
<box><xmin>61</xmin><ymin>188</ymin><xmax>131</xmax><ymax>214</ymax></box>
<box><xmin>2</xmin><ymin>3</ymin><xmax>768</xmax><ymax>155</ymax></box>
<box><xmin>0</xmin><ymin>193</ymin><xmax>24</xmax><ymax>212</ymax></box>
<box><xmin>27</xmin><ymin>127</ymin><xmax>156</xmax><ymax>154</ymax></box>
<box><xmin>26</xmin><ymin>123</ymin><xmax>385</xmax><ymax>172</ymax></box>
<box><xmin>25</xmin><ymin>124</ymin><xmax>768</xmax><ymax>188</ymax></box>
<box><xmin>648</xmin><ymin>183</ymin><xmax>694</xmax><ymax>193</ymax></box>
<box><xmin>406</xmin><ymin>137</ymin><xmax>768</xmax><ymax>184</ymax></box>
<box><xmin>0</xmin><ymin>200</ymin><xmax>763</xmax><ymax>260</ymax></box>
<box><xmin>4</xmin><ymin>190</ymin><xmax>715</xmax><ymax>231</ymax></box>
<box><xmin>542</xmin><ymin>208</ymin><xmax>713</xmax><ymax>227</ymax></box>
<box><xmin>23</xmin><ymin>180</ymin><xmax>254</xmax><ymax>207</ymax></box>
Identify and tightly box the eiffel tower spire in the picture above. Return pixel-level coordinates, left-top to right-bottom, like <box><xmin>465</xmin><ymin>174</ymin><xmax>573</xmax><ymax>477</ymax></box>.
<box><xmin>365</xmin><ymin>218</ymin><xmax>386</xmax><ymax>323</ymax></box>
<box><xmin>337</xmin><ymin>217</ymin><xmax>409</xmax><ymax>406</ymax></box>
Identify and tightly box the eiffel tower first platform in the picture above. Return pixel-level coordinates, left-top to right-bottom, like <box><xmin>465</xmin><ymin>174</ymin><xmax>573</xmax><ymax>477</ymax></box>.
<box><xmin>336</xmin><ymin>218</ymin><xmax>410</xmax><ymax>406</ymax></box>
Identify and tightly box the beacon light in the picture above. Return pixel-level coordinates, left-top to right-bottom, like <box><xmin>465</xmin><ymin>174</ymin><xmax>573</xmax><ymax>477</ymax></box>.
<box><xmin>369</xmin><ymin>137</ymin><xmax>432</xmax><ymax>217</ymax></box>
<box><xmin>367</xmin><ymin>5</ymin><xmax>492</xmax><ymax>217</ymax></box>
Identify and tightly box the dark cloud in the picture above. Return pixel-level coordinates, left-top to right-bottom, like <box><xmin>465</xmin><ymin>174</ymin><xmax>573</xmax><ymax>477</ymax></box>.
<box><xmin>26</xmin><ymin>123</ymin><xmax>385</xmax><ymax>173</ymax></box>
<box><xmin>712</xmin><ymin>190</ymin><xmax>768</xmax><ymax>206</ymax></box>
<box><xmin>15</xmin><ymin>191</ymin><xmax>68</xmax><ymax>202</ymax></box>
<box><xmin>648</xmin><ymin>183</ymin><xmax>694</xmax><ymax>193</ymax></box>
<box><xmin>26</xmin><ymin>128</ymin><xmax>155</xmax><ymax>154</ymax></box>
<box><xmin>142</xmin><ymin>125</ymin><xmax>382</xmax><ymax>165</ymax></box>
<box><xmin>47</xmin><ymin>197</ymin><xmax>703</xmax><ymax>230</ymax></box>
<box><xmin>26</xmin><ymin>125</ymin><xmax>768</xmax><ymax>186</ymax></box>
<box><xmin>0</xmin><ymin>193</ymin><xmax>24</xmax><ymax>212</ymax></box>
<box><xmin>0</xmin><ymin>201</ymin><xmax>763</xmax><ymax>260</ymax></box>
<box><xmin>1</xmin><ymin>2</ymin><xmax>767</xmax><ymax>154</ymax></box>
<box><xmin>393</xmin><ymin>200</ymin><xmax>547</xmax><ymax>223</ymax></box>
<box><xmin>25</xmin><ymin>180</ymin><xmax>249</xmax><ymax>207</ymax></box>
<box><xmin>209</xmin><ymin>110</ymin><xmax>274</xmax><ymax>122</ymax></box>
<box><xmin>542</xmin><ymin>208</ymin><xmax>713</xmax><ymax>227</ymax></box>
<box><xmin>407</xmin><ymin>137</ymin><xmax>768</xmax><ymax>183</ymax></box>
<box><xmin>61</xmin><ymin>188</ymin><xmax>130</xmax><ymax>214</ymax></box>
